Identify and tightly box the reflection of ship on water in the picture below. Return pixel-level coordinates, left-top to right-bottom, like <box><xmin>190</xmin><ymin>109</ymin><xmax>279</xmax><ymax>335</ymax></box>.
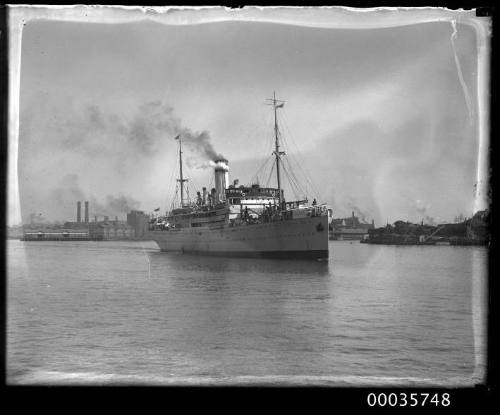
<box><xmin>148</xmin><ymin>93</ymin><xmax>329</xmax><ymax>259</ymax></box>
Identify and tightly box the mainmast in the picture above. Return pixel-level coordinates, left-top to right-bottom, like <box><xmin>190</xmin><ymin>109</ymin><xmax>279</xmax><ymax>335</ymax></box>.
<box><xmin>266</xmin><ymin>92</ymin><xmax>286</xmax><ymax>207</ymax></box>
<box><xmin>175</xmin><ymin>135</ymin><xmax>188</xmax><ymax>207</ymax></box>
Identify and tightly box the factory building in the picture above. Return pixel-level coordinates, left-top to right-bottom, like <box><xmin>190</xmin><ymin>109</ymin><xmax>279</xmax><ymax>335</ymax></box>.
<box><xmin>88</xmin><ymin>222</ymin><xmax>134</xmax><ymax>240</ymax></box>
<box><xmin>63</xmin><ymin>201</ymin><xmax>137</xmax><ymax>240</ymax></box>
<box><xmin>65</xmin><ymin>201</ymin><xmax>91</xmax><ymax>229</ymax></box>
<box><xmin>21</xmin><ymin>201</ymin><xmax>150</xmax><ymax>242</ymax></box>
<box><xmin>127</xmin><ymin>210</ymin><xmax>149</xmax><ymax>239</ymax></box>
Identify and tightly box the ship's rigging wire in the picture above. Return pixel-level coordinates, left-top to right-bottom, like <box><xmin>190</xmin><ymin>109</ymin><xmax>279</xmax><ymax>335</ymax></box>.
<box><xmin>170</xmin><ymin>186</ymin><xmax>179</xmax><ymax>211</ymax></box>
<box><xmin>265</xmin><ymin>160</ymin><xmax>275</xmax><ymax>188</ymax></box>
<box><xmin>283</xmin><ymin>158</ymin><xmax>305</xmax><ymax>200</ymax></box>
<box><xmin>281</xmin><ymin>157</ymin><xmax>305</xmax><ymax>200</ymax></box>
<box><xmin>164</xmin><ymin>149</ymin><xmax>179</xmax><ymax>213</ymax></box>
<box><xmin>247</xmin><ymin>102</ymin><xmax>322</xmax><ymax>203</ymax></box>
<box><xmin>251</xmin><ymin>156</ymin><xmax>273</xmax><ymax>185</ymax></box>
<box><xmin>279</xmin><ymin>118</ymin><xmax>311</xmax><ymax>196</ymax></box>
<box><xmin>240</xmin><ymin>108</ymin><xmax>273</xmax><ymax>158</ymax></box>
<box><xmin>250</xmin><ymin>110</ymin><xmax>277</xmax><ymax>186</ymax></box>
<box><xmin>279</xmin><ymin>111</ymin><xmax>322</xmax><ymax>200</ymax></box>
<box><xmin>282</xmin><ymin>145</ymin><xmax>308</xmax><ymax>198</ymax></box>
<box><xmin>183</xmin><ymin>162</ymin><xmax>201</xmax><ymax>206</ymax></box>
<box><xmin>283</xmin><ymin>121</ymin><xmax>321</xmax><ymax>199</ymax></box>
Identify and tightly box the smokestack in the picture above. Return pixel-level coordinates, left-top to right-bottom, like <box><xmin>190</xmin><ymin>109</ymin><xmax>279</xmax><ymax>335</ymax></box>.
<box><xmin>233</xmin><ymin>179</ymin><xmax>239</xmax><ymax>187</ymax></box>
<box><xmin>214</xmin><ymin>159</ymin><xmax>229</xmax><ymax>202</ymax></box>
<box><xmin>202</xmin><ymin>187</ymin><xmax>207</xmax><ymax>205</ymax></box>
<box><xmin>77</xmin><ymin>201</ymin><xmax>81</xmax><ymax>223</ymax></box>
<box><xmin>84</xmin><ymin>201</ymin><xmax>89</xmax><ymax>223</ymax></box>
<box><xmin>197</xmin><ymin>191</ymin><xmax>202</xmax><ymax>205</ymax></box>
<box><xmin>115</xmin><ymin>216</ymin><xmax>118</xmax><ymax>223</ymax></box>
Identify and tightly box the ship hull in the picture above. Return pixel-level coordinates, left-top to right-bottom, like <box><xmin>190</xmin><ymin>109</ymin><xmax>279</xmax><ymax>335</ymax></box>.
<box><xmin>148</xmin><ymin>215</ymin><xmax>329</xmax><ymax>260</ymax></box>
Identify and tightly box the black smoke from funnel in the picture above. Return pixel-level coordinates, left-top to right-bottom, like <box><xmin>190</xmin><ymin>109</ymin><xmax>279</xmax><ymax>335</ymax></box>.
<box><xmin>104</xmin><ymin>194</ymin><xmax>141</xmax><ymax>214</ymax></box>
<box><xmin>179</xmin><ymin>129</ymin><xmax>225</xmax><ymax>161</ymax></box>
<box><xmin>51</xmin><ymin>174</ymin><xmax>140</xmax><ymax>219</ymax></box>
<box><xmin>58</xmin><ymin>101</ymin><xmax>223</xmax><ymax>162</ymax></box>
<box><xmin>91</xmin><ymin>194</ymin><xmax>141</xmax><ymax>216</ymax></box>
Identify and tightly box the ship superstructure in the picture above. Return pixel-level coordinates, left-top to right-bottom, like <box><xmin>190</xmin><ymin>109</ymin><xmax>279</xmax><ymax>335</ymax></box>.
<box><xmin>148</xmin><ymin>93</ymin><xmax>329</xmax><ymax>259</ymax></box>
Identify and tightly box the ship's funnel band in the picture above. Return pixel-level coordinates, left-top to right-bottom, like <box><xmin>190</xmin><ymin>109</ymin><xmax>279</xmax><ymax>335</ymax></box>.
<box><xmin>213</xmin><ymin>159</ymin><xmax>229</xmax><ymax>172</ymax></box>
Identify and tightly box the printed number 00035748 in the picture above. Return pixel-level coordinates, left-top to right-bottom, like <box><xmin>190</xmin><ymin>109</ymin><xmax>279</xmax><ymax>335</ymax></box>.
<box><xmin>367</xmin><ymin>393</ymin><xmax>450</xmax><ymax>407</ymax></box>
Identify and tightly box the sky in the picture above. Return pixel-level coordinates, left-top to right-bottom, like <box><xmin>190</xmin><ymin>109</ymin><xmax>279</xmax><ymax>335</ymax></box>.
<box><xmin>10</xmin><ymin>11</ymin><xmax>484</xmax><ymax>226</ymax></box>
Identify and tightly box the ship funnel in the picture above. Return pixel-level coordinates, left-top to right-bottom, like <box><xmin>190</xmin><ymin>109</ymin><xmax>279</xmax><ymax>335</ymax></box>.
<box><xmin>214</xmin><ymin>159</ymin><xmax>229</xmax><ymax>202</ymax></box>
<box><xmin>202</xmin><ymin>187</ymin><xmax>207</xmax><ymax>205</ymax></box>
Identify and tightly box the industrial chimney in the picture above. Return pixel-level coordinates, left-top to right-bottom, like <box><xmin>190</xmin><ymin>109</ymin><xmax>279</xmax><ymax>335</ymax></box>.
<box><xmin>77</xmin><ymin>201</ymin><xmax>81</xmax><ymax>223</ymax></box>
<box><xmin>214</xmin><ymin>159</ymin><xmax>229</xmax><ymax>202</ymax></box>
<box><xmin>84</xmin><ymin>201</ymin><xmax>89</xmax><ymax>223</ymax></box>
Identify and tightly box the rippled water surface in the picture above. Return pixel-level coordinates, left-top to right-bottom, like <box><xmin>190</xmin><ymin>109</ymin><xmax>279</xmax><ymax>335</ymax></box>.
<box><xmin>7</xmin><ymin>240</ymin><xmax>487</xmax><ymax>385</ymax></box>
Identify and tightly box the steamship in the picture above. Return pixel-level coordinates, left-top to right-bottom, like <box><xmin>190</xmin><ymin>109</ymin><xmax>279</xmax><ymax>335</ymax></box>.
<box><xmin>148</xmin><ymin>94</ymin><xmax>329</xmax><ymax>259</ymax></box>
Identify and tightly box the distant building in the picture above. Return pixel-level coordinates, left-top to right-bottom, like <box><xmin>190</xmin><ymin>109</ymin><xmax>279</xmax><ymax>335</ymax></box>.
<box><xmin>127</xmin><ymin>210</ymin><xmax>149</xmax><ymax>239</ymax></box>
<box><xmin>330</xmin><ymin>211</ymin><xmax>375</xmax><ymax>240</ymax></box>
<box><xmin>22</xmin><ymin>230</ymin><xmax>90</xmax><ymax>241</ymax></box>
<box><xmin>89</xmin><ymin>221</ymin><xmax>134</xmax><ymax>240</ymax></box>
<box><xmin>63</xmin><ymin>221</ymin><xmax>89</xmax><ymax>230</ymax></box>
<box><xmin>19</xmin><ymin>201</ymin><xmax>148</xmax><ymax>242</ymax></box>
<box><xmin>363</xmin><ymin>210</ymin><xmax>489</xmax><ymax>246</ymax></box>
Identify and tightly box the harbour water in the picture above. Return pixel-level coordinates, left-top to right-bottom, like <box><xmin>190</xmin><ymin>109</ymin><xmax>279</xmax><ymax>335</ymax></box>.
<box><xmin>7</xmin><ymin>239</ymin><xmax>487</xmax><ymax>386</ymax></box>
